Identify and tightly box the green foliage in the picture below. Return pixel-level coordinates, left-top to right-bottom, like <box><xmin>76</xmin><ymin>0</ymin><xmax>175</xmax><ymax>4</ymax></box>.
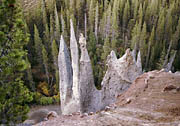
<box><xmin>39</xmin><ymin>97</ymin><xmax>53</xmax><ymax>105</ymax></box>
<box><xmin>34</xmin><ymin>25</ymin><xmax>43</xmax><ymax>64</ymax></box>
<box><xmin>37</xmin><ymin>82</ymin><xmax>49</xmax><ymax>96</ymax></box>
<box><xmin>32</xmin><ymin>92</ymin><xmax>59</xmax><ymax>105</ymax></box>
<box><xmin>0</xmin><ymin>0</ymin><xmax>32</xmax><ymax>124</ymax></box>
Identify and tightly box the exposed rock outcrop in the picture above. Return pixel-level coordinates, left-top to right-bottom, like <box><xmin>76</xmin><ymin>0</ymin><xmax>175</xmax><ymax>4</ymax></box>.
<box><xmin>100</xmin><ymin>49</ymin><xmax>142</xmax><ymax>107</ymax></box>
<box><xmin>58</xmin><ymin>35</ymin><xmax>74</xmax><ymax>115</ymax></box>
<box><xmin>58</xmin><ymin>20</ymin><xmax>142</xmax><ymax>115</ymax></box>
<box><xmin>79</xmin><ymin>34</ymin><xmax>101</xmax><ymax>113</ymax></box>
<box><xmin>70</xmin><ymin>20</ymin><xmax>80</xmax><ymax>111</ymax></box>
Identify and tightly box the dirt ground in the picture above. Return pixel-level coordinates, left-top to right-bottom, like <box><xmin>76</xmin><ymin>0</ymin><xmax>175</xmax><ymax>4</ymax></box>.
<box><xmin>35</xmin><ymin>71</ymin><xmax>180</xmax><ymax>126</ymax></box>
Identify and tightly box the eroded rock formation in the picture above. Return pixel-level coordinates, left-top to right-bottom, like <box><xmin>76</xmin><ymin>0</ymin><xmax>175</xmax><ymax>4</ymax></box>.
<box><xmin>79</xmin><ymin>34</ymin><xmax>101</xmax><ymax>113</ymax></box>
<box><xmin>58</xmin><ymin>35</ymin><xmax>78</xmax><ymax>115</ymax></box>
<box><xmin>100</xmin><ymin>49</ymin><xmax>142</xmax><ymax>107</ymax></box>
<box><xmin>58</xmin><ymin>20</ymin><xmax>142</xmax><ymax>115</ymax></box>
<box><xmin>70</xmin><ymin>19</ymin><xmax>80</xmax><ymax>111</ymax></box>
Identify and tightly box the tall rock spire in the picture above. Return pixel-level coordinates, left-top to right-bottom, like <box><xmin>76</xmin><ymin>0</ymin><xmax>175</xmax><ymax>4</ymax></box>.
<box><xmin>79</xmin><ymin>34</ymin><xmax>101</xmax><ymax>113</ymax></box>
<box><xmin>58</xmin><ymin>35</ymin><xmax>73</xmax><ymax>115</ymax></box>
<box><xmin>70</xmin><ymin>19</ymin><xmax>80</xmax><ymax>105</ymax></box>
<box><xmin>136</xmin><ymin>50</ymin><xmax>142</xmax><ymax>72</ymax></box>
<box><xmin>58</xmin><ymin>21</ymin><xmax>143</xmax><ymax>115</ymax></box>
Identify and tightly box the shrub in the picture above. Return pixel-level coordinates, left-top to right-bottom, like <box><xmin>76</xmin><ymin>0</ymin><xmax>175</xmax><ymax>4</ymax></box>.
<box><xmin>39</xmin><ymin>97</ymin><xmax>53</xmax><ymax>105</ymax></box>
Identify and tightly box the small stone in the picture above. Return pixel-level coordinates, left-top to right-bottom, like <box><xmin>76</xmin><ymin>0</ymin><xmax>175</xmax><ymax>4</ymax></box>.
<box><xmin>68</xmin><ymin>114</ymin><xmax>73</xmax><ymax>116</ymax></box>
<box><xmin>89</xmin><ymin>112</ymin><xmax>94</xmax><ymax>115</ymax></box>
<box><xmin>126</xmin><ymin>98</ymin><xmax>132</xmax><ymax>104</ymax></box>
<box><xmin>163</xmin><ymin>85</ymin><xmax>177</xmax><ymax>92</ymax></box>
<box><xmin>80</xmin><ymin>113</ymin><xmax>88</xmax><ymax>118</ymax></box>
<box><xmin>44</xmin><ymin>118</ymin><xmax>48</xmax><ymax>121</ymax></box>
<box><xmin>105</xmin><ymin>106</ymin><xmax>111</xmax><ymax>111</ymax></box>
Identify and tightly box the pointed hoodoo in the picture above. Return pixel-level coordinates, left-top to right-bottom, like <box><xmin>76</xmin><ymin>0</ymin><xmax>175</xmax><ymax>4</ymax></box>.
<box><xmin>132</xmin><ymin>43</ymin><xmax>137</xmax><ymax>63</ymax></box>
<box><xmin>58</xmin><ymin>22</ymin><xmax>143</xmax><ymax>115</ymax></box>
<box><xmin>136</xmin><ymin>50</ymin><xmax>142</xmax><ymax>72</ymax></box>
<box><xmin>101</xmin><ymin>49</ymin><xmax>142</xmax><ymax>107</ymax></box>
<box><xmin>79</xmin><ymin>33</ymin><xmax>101</xmax><ymax>113</ymax></box>
<box><xmin>58</xmin><ymin>35</ymin><xmax>73</xmax><ymax>115</ymax></box>
<box><xmin>70</xmin><ymin>19</ymin><xmax>80</xmax><ymax>105</ymax></box>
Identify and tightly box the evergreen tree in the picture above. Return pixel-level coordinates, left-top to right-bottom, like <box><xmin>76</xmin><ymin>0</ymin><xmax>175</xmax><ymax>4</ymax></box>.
<box><xmin>34</xmin><ymin>25</ymin><xmax>43</xmax><ymax>64</ymax></box>
<box><xmin>50</xmin><ymin>14</ymin><xmax>54</xmax><ymax>43</ymax></box>
<box><xmin>145</xmin><ymin>26</ymin><xmax>155</xmax><ymax>69</ymax></box>
<box><xmin>44</xmin><ymin>24</ymin><xmax>50</xmax><ymax>51</ymax></box>
<box><xmin>52</xmin><ymin>40</ymin><xmax>59</xmax><ymax>86</ymax></box>
<box><xmin>89</xmin><ymin>0</ymin><xmax>95</xmax><ymax>31</ymax></box>
<box><xmin>139</xmin><ymin>22</ymin><xmax>147</xmax><ymax>64</ymax></box>
<box><xmin>131</xmin><ymin>21</ymin><xmax>141</xmax><ymax>49</ymax></box>
<box><xmin>95</xmin><ymin>1</ymin><xmax>99</xmax><ymax>41</ymax></box>
<box><xmin>156</xmin><ymin>8</ymin><xmax>165</xmax><ymax>43</ymax></box>
<box><xmin>172</xmin><ymin>18</ymin><xmax>180</xmax><ymax>48</ymax></box>
<box><xmin>133</xmin><ymin>0</ymin><xmax>139</xmax><ymax>20</ymax></box>
<box><xmin>0</xmin><ymin>0</ymin><xmax>32</xmax><ymax>123</ymax></box>
<box><xmin>54</xmin><ymin>3</ymin><xmax>60</xmax><ymax>42</ymax></box>
<box><xmin>123</xmin><ymin>0</ymin><xmax>130</xmax><ymax>28</ymax></box>
<box><xmin>25</xmin><ymin>57</ymin><xmax>35</xmax><ymax>92</ymax></box>
<box><xmin>138</xmin><ymin>3</ymin><xmax>143</xmax><ymax>25</ymax></box>
<box><xmin>111</xmin><ymin>0</ymin><xmax>119</xmax><ymax>52</ymax></box>
<box><xmin>42</xmin><ymin>45</ymin><xmax>50</xmax><ymax>84</ymax></box>
<box><xmin>41</xmin><ymin>0</ymin><xmax>48</xmax><ymax>27</ymax></box>
<box><xmin>101</xmin><ymin>37</ymin><xmax>111</xmax><ymax>60</ymax></box>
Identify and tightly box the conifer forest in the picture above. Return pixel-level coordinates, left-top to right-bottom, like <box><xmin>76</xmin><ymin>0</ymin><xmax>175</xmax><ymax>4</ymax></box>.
<box><xmin>0</xmin><ymin>0</ymin><xmax>180</xmax><ymax>124</ymax></box>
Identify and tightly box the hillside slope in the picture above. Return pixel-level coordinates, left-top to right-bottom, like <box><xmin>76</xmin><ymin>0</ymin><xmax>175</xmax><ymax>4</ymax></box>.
<box><xmin>35</xmin><ymin>70</ymin><xmax>180</xmax><ymax>126</ymax></box>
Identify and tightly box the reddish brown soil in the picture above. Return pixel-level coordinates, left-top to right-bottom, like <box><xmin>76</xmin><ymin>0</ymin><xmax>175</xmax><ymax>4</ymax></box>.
<box><xmin>36</xmin><ymin>71</ymin><xmax>180</xmax><ymax>126</ymax></box>
<box><xmin>117</xmin><ymin>71</ymin><xmax>180</xmax><ymax>116</ymax></box>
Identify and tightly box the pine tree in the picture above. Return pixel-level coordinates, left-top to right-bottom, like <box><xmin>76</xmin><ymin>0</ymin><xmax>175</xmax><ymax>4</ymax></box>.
<box><xmin>139</xmin><ymin>22</ymin><xmax>147</xmax><ymax>63</ymax></box>
<box><xmin>54</xmin><ymin>3</ymin><xmax>60</xmax><ymax>42</ymax></box>
<box><xmin>89</xmin><ymin>0</ymin><xmax>95</xmax><ymax>31</ymax></box>
<box><xmin>172</xmin><ymin>18</ymin><xmax>180</xmax><ymax>48</ymax></box>
<box><xmin>145</xmin><ymin>26</ymin><xmax>155</xmax><ymax>69</ymax></box>
<box><xmin>95</xmin><ymin>1</ymin><xmax>99</xmax><ymax>42</ymax></box>
<box><xmin>25</xmin><ymin>57</ymin><xmax>35</xmax><ymax>92</ymax></box>
<box><xmin>164</xmin><ymin>10</ymin><xmax>173</xmax><ymax>43</ymax></box>
<box><xmin>44</xmin><ymin>24</ymin><xmax>50</xmax><ymax>51</ymax></box>
<box><xmin>157</xmin><ymin>45</ymin><xmax>166</xmax><ymax>69</ymax></box>
<box><xmin>105</xmin><ymin>3</ymin><xmax>112</xmax><ymax>38</ymax></box>
<box><xmin>101</xmin><ymin>37</ymin><xmax>111</xmax><ymax>60</ymax></box>
<box><xmin>133</xmin><ymin>0</ymin><xmax>139</xmax><ymax>20</ymax></box>
<box><xmin>138</xmin><ymin>3</ymin><xmax>143</xmax><ymax>25</ymax></box>
<box><xmin>123</xmin><ymin>0</ymin><xmax>130</xmax><ymax>28</ymax></box>
<box><xmin>0</xmin><ymin>0</ymin><xmax>32</xmax><ymax>123</ymax></box>
<box><xmin>42</xmin><ymin>45</ymin><xmax>50</xmax><ymax>84</ymax></box>
<box><xmin>111</xmin><ymin>0</ymin><xmax>119</xmax><ymax>51</ymax></box>
<box><xmin>131</xmin><ymin>21</ymin><xmax>141</xmax><ymax>49</ymax></box>
<box><xmin>50</xmin><ymin>14</ymin><xmax>54</xmax><ymax>43</ymax></box>
<box><xmin>156</xmin><ymin>8</ymin><xmax>165</xmax><ymax>43</ymax></box>
<box><xmin>52</xmin><ymin>40</ymin><xmax>59</xmax><ymax>86</ymax></box>
<box><xmin>41</xmin><ymin>0</ymin><xmax>48</xmax><ymax>27</ymax></box>
<box><xmin>34</xmin><ymin>25</ymin><xmax>43</xmax><ymax>64</ymax></box>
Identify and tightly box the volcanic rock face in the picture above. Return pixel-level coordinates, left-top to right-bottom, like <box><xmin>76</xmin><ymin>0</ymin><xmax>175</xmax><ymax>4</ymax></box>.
<box><xmin>70</xmin><ymin>19</ymin><xmax>80</xmax><ymax>112</ymax></box>
<box><xmin>100</xmin><ymin>49</ymin><xmax>142</xmax><ymax>107</ymax></box>
<box><xmin>58</xmin><ymin>36</ymin><xmax>74</xmax><ymax>115</ymax></box>
<box><xmin>58</xmin><ymin>20</ymin><xmax>142</xmax><ymax>115</ymax></box>
<box><xmin>79</xmin><ymin>34</ymin><xmax>101</xmax><ymax>113</ymax></box>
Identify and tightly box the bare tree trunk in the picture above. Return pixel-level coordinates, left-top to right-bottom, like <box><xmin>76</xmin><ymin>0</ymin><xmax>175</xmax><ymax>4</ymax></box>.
<box><xmin>163</xmin><ymin>41</ymin><xmax>172</xmax><ymax>67</ymax></box>
<box><xmin>84</xmin><ymin>13</ymin><xmax>87</xmax><ymax>39</ymax></box>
